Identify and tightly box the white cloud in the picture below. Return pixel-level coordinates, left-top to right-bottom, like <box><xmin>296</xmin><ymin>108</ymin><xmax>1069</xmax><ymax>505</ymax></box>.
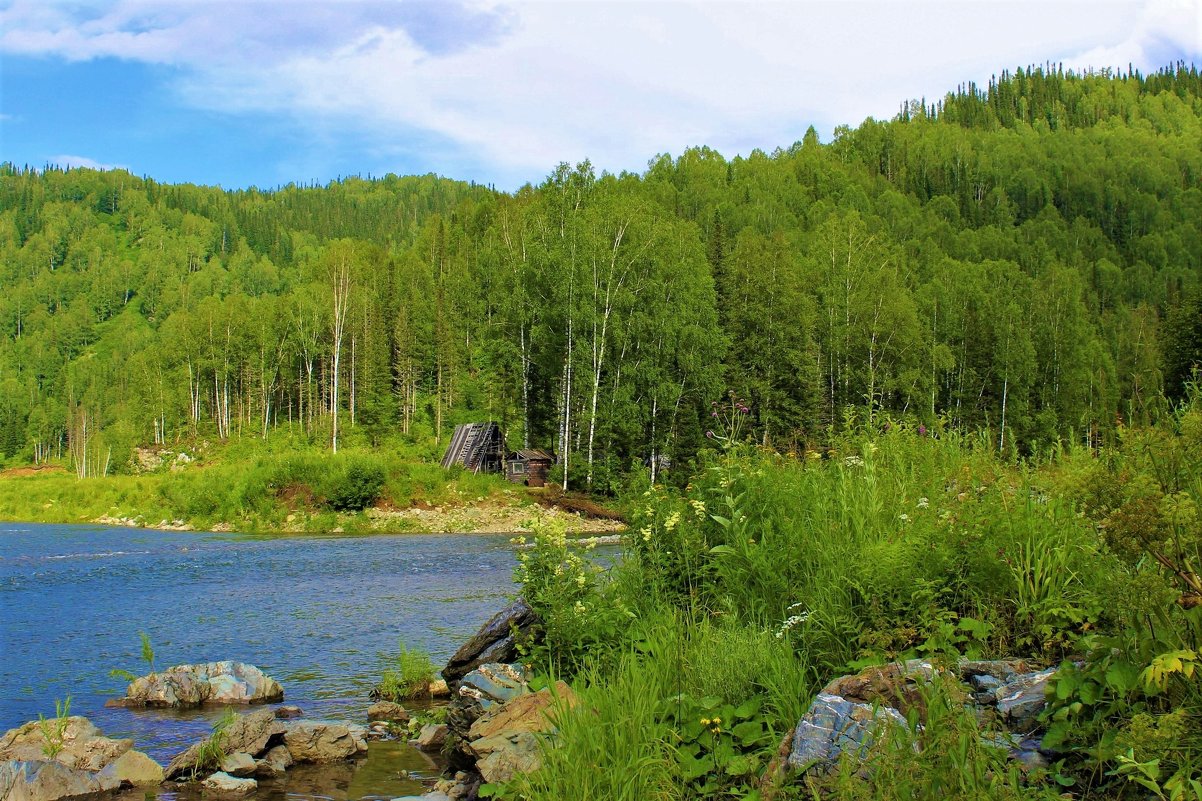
<box><xmin>48</xmin><ymin>154</ymin><xmax>130</xmax><ymax>172</ymax></box>
<box><xmin>5</xmin><ymin>1</ymin><xmax>1200</xmax><ymax>186</ymax></box>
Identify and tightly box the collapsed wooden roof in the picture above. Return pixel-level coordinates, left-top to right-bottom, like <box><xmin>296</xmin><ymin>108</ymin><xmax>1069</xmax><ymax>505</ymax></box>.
<box><xmin>441</xmin><ymin>422</ymin><xmax>505</xmax><ymax>472</ymax></box>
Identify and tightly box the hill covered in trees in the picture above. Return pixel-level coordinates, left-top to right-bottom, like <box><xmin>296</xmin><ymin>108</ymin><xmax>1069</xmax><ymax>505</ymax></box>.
<box><xmin>1</xmin><ymin>64</ymin><xmax>1200</xmax><ymax>488</ymax></box>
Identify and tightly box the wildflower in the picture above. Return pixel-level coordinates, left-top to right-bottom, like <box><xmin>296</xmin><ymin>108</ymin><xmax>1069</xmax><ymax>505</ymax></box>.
<box><xmin>916</xmin><ymin>497</ymin><xmax>929</xmax><ymax>509</ymax></box>
<box><xmin>918</xmin><ymin>425</ymin><xmax>928</xmax><ymax>436</ymax></box>
<box><xmin>689</xmin><ymin>499</ymin><xmax>706</xmax><ymax>518</ymax></box>
<box><xmin>575</xmin><ymin>573</ymin><xmax>587</xmax><ymax>587</ymax></box>
<box><xmin>664</xmin><ymin>511</ymin><xmax>681</xmax><ymax>531</ymax></box>
<box><xmin>774</xmin><ymin>611</ymin><xmax>811</xmax><ymax>638</ymax></box>
<box><xmin>706</xmin><ymin>430</ymin><xmax>715</xmax><ymax>439</ymax></box>
<box><xmin>640</xmin><ymin>526</ymin><xmax>652</xmax><ymax>542</ymax></box>
<box><xmin>842</xmin><ymin>455</ymin><xmax>864</xmax><ymax>467</ymax></box>
<box><xmin>899</xmin><ymin>513</ymin><xmax>910</xmax><ymax>522</ymax></box>
<box><xmin>573</xmin><ymin>600</ymin><xmax>586</xmax><ymax>615</ymax></box>
<box><xmin>700</xmin><ymin>718</ymin><xmax>711</xmax><ymax>726</ymax></box>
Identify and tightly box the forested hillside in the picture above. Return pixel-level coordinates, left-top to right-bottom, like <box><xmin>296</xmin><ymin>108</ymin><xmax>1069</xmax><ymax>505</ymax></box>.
<box><xmin>1</xmin><ymin>64</ymin><xmax>1200</xmax><ymax>488</ymax></box>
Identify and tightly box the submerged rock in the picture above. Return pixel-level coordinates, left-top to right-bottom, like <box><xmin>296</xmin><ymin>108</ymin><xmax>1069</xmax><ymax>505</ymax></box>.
<box><xmin>200</xmin><ymin>771</ymin><xmax>257</xmax><ymax>796</ymax></box>
<box><xmin>113</xmin><ymin>661</ymin><xmax>284</xmax><ymax>708</ymax></box>
<box><xmin>367</xmin><ymin>702</ymin><xmax>410</xmax><ymax>723</ymax></box>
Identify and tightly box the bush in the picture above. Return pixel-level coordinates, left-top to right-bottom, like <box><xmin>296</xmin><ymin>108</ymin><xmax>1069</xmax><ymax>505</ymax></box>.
<box><xmin>325</xmin><ymin>458</ymin><xmax>386</xmax><ymax>511</ymax></box>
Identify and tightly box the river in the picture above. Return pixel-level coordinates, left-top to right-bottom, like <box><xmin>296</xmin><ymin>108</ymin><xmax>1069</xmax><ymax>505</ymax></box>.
<box><xmin>0</xmin><ymin>522</ymin><xmax>519</xmax><ymax>798</ymax></box>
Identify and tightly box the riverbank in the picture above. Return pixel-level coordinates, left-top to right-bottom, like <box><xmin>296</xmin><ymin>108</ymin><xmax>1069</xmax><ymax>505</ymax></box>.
<box><xmin>89</xmin><ymin>501</ymin><xmax>627</xmax><ymax>535</ymax></box>
<box><xmin>0</xmin><ymin>441</ymin><xmax>627</xmax><ymax>535</ymax></box>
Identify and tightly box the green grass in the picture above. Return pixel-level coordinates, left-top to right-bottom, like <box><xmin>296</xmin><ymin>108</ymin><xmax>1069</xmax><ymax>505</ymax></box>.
<box><xmin>0</xmin><ymin>436</ymin><xmax>518</xmax><ymax>531</ymax></box>
<box><xmin>501</xmin><ymin>400</ymin><xmax>1202</xmax><ymax>799</ymax></box>
<box><xmin>377</xmin><ymin>641</ymin><xmax>437</xmax><ymax>700</ymax></box>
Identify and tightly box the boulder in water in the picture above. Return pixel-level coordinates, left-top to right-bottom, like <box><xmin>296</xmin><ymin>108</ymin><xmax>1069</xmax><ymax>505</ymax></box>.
<box><xmin>0</xmin><ymin>759</ymin><xmax>119</xmax><ymax>801</ymax></box>
<box><xmin>281</xmin><ymin>721</ymin><xmax>367</xmax><ymax>763</ymax></box>
<box><xmin>442</xmin><ymin>599</ymin><xmax>538</xmax><ymax>685</ymax></box>
<box><xmin>95</xmin><ymin>750</ymin><xmax>164</xmax><ymax>786</ymax></box>
<box><xmin>165</xmin><ymin>708</ymin><xmax>284</xmax><ymax>779</ymax></box>
<box><xmin>114</xmin><ymin>662</ymin><xmax>283</xmax><ymax>708</ymax></box>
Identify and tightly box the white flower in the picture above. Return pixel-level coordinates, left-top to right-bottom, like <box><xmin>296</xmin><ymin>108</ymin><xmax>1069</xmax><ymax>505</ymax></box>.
<box><xmin>899</xmin><ymin>513</ymin><xmax>910</xmax><ymax>522</ymax></box>
<box><xmin>774</xmin><ymin>611</ymin><xmax>811</xmax><ymax>639</ymax></box>
<box><xmin>917</xmin><ymin>497</ymin><xmax>929</xmax><ymax>509</ymax></box>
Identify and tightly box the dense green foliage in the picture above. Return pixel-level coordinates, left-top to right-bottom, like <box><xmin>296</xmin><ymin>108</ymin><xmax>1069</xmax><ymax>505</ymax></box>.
<box><xmin>2</xmin><ymin>65</ymin><xmax>1200</xmax><ymax>490</ymax></box>
<box><xmin>503</xmin><ymin>386</ymin><xmax>1202</xmax><ymax>799</ymax></box>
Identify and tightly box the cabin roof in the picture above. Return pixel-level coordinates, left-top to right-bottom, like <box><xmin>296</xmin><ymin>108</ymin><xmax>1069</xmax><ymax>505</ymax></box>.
<box><xmin>509</xmin><ymin>448</ymin><xmax>556</xmax><ymax>462</ymax></box>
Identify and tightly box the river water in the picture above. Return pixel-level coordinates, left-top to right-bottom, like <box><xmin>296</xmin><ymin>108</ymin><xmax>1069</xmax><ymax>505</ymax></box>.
<box><xmin>0</xmin><ymin>522</ymin><xmax>519</xmax><ymax>798</ymax></box>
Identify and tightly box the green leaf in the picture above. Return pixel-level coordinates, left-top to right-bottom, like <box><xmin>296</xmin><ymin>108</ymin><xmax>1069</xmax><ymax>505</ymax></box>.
<box><xmin>678</xmin><ymin>752</ymin><xmax>711</xmax><ymax>781</ymax></box>
<box><xmin>734</xmin><ymin>697</ymin><xmax>762</xmax><ymax>719</ymax></box>
<box><xmin>725</xmin><ymin>754</ymin><xmax>751</xmax><ymax>776</ymax></box>
<box><xmin>732</xmin><ymin>720</ymin><xmax>765</xmax><ymax>745</ymax></box>
<box><xmin>708</xmin><ymin>544</ymin><xmax>736</xmax><ymax>555</ymax></box>
<box><xmin>710</xmin><ymin>515</ymin><xmax>732</xmax><ymax>528</ymax></box>
<box><xmin>1105</xmin><ymin>661</ymin><xmax>1140</xmax><ymax>694</ymax></box>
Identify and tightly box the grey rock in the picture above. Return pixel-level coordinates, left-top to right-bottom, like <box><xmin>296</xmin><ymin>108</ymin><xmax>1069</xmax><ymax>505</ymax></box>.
<box><xmin>413</xmin><ymin>724</ymin><xmax>448</xmax><ymax>752</ymax></box>
<box><xmin>282</xmin><ymin>721</ymin><xmax>367</xmax><ymax>763</ymax></box>
<box><xmin>116</xmin><ymin>662</ymin><xmax>284</xmax><ymax>709</ymax></box>
<box><xmin>166</xmin><ymin>708</ymin><xmax>285</xmax><ymax>779</ymax></box>
<box><xmin>274</xmin><ymin>706</ymin><xmax>304</xmax><ymax>719</ymax></box>
<box><xmin>458</xmin><ymin>664</ymin><xmax>530</xmax><ymax>710</ymax></box>
<box><xmin>0</xmin><ymin>760</ymin><xmax>119</xmax><ymax>801</ymax></box>
<box><xmin>94</xmin><ymin>750</ymin><xmax>163</xmax><ymax>786</ymax></box>
<box><xmin>969</xmin><ymin>674</ymin><xmax>1004</xmax><ymax>694</ymax></box>
<box><xmin>218</xmin><ymin>753</ymin><xmax>256</xmax><ymax>778</ymax></box>
<box><xmin>252</xmin><ymin>746</ymin><xmax>292</xmax><ymax>778</ymax></box>
<box><xmin>442</xmin><ymin>599</ymin><xmax>538</xmax><ymax>684</ymax></box>
<box><xmin>786</xmin><ymin>693</ymin><xmax>908</xmax><ymax>774</ymax></box>
<box><xmin>200</xmin><ymin>771</ymin><xmax>257</xmax><ymax>796</ymax></box>
<box><xmin>996</xmin><ymin>669</ymin><xmax>1056</xmax><ymax>729</ymax></box>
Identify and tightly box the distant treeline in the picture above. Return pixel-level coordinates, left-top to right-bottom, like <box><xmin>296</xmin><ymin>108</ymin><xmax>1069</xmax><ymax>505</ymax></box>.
<box><xmin>1</xmin><ymin>64</ymin><xmax>1200</xmax><ymax>488</ymax></box>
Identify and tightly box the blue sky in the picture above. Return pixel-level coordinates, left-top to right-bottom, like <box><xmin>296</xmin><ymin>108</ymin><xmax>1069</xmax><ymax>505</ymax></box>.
<box><xmin>1</xmin><ymin>1</ymin><xmax>1200</xmax><ymax>191</ymax></box>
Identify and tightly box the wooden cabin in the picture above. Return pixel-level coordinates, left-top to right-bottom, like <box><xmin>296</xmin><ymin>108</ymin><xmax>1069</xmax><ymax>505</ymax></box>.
<box><xmin>441</xmin><ymin>422</ymin><xmax>506</xmax><ymax>474</ymax></box>
<box><xmin>506</xmin><ymin>449</ymin><xmax>556</xmax><ymax>487</ymax></box>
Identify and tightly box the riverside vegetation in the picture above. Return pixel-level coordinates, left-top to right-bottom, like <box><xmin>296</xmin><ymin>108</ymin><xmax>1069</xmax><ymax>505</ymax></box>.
<box><xmin>1</xmin><ymin>65</ymin><xmax>1201</xmax><ymax>501</ymax></box>
<box><xmin>486</xmin><ymin>388</ymin><xmax>1202</xmax><ymax>800</ymax></box>
<box><xmin>1</xmin><ymin>63</ymin><xmax>1201</xmax><ymax>797</ymax></box>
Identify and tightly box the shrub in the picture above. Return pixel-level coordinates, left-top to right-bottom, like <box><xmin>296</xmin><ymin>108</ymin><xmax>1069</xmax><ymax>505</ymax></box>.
<box><xmin>325</xmin><ymin>459</ymin><xmax>386</xmax><ymax>511</ymax></box>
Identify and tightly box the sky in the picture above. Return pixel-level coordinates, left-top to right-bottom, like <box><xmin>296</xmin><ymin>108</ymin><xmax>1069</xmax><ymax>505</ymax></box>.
<box><xmin>1</xmin><ymin>1</ymin><xmax>1200</xmax><ymax>191</ymax></box>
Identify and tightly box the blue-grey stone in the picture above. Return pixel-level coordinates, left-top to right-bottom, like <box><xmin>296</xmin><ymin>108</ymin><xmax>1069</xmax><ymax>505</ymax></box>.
<box><xmin>995</xmin><ymin>669</ymin><xmax>1056</xmax><ymax>728</ymax></box>
<box><xmin>459</xmin><ymin>663</ymin><xmax>530</xmax><ymax>708</ymax></box>
<box><xmin>786</xmin><ymin>693</ymin><xmax>908</xmax><ymax>774</ymax></box>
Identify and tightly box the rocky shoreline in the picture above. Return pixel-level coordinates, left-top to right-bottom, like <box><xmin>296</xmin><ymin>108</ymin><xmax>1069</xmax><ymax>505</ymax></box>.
<box><xmin>2</xmin><ymin>598</ymin><xmax>1063</xmax><ymax>801</ymax></box>
<box><xmin>94</xmin><ymin>499</ymin><xmax>627</xmax><ymax>536</ymax></box>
